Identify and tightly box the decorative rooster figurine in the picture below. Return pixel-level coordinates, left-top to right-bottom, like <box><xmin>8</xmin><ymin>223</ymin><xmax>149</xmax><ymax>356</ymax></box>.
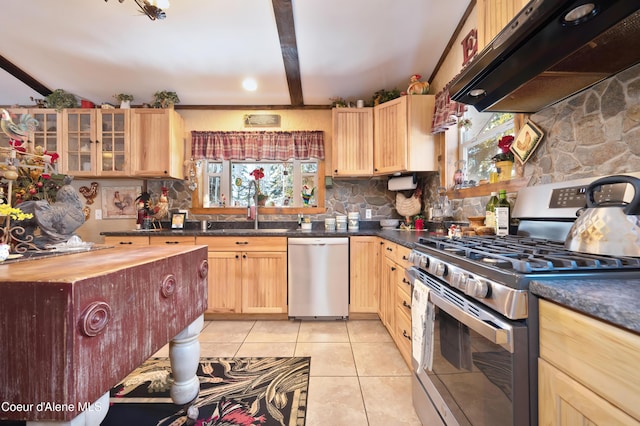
<box><xmin>1</xmin><ymin>109</ymin><xmax>37</xmax><ymax>142</ymax></box>
<box><xmin>396</xmin><ymin>188</ymin><xmax>422</xmax><ymax>226</ymax></box>
<box><xmin>407</xmin><ymin>74</ymin><xmax>430</xmax><ymax>95</ymax></box>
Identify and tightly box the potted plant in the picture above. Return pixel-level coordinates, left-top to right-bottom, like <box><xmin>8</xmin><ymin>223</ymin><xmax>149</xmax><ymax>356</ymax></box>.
<box><xmin>152</xmin><ymin>91</ymin><xmax>180</xmax><ymax>109</ymax></box>
<box><xmin>492</xmin><ymin>135</ymin><xmax>515</xmax><ymax>181</ymax></box>
<box><xmin>114</xmin><ymin>93</ymin><xmax>134</xmax><ymax>109</ymax></box>
<box><xmin>44</xmin><ymin>89</ymin><xmax>78</xmax><ymax>111</ymax></box>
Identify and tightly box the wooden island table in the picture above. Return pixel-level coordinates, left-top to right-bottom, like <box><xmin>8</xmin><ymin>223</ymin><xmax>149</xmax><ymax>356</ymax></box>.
<box><xmin>0</xmin><ymin>244</ymin><xmax>208</xmax><ymax>425</ymax></box>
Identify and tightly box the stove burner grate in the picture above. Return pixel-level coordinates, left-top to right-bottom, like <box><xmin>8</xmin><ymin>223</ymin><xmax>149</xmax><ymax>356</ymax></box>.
<box><xmin>417</xmin><ymin>236</ymin><xmax>640</xmax><ymax>273</ymax></box>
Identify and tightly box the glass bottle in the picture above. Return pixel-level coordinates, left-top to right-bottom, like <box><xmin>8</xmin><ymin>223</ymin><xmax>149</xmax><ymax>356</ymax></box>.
<box><xmin>485</xmin><ymin>192</ymin><xmax>499</xmax><ymax>229</ymax></box>
<box><xmin>495</xmin><ymin>190</ymin><xmax>511</xmax><ymax>236</ymax></box>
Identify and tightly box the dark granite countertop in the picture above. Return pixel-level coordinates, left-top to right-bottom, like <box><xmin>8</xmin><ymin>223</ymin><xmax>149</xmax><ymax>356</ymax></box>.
<box><xmin>530</xmin><ymin>279</ymin><xmax>640</xmax><ymax>334</ymax></box>
<box><xmin>102</xmin><ymin>226</ymin><xmax>430</xmax><ymax>249</ymax></box>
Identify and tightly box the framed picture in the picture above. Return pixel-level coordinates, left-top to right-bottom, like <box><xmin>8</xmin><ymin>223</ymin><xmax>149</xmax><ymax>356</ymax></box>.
<box><xmin>101</xmin><ymin>186</ymin><xmax>141</xmax><ymax>219</ymax></box>
<box><xmin>171</xmin><ymin>212</ymin><xmax>186</xmax><ymax>229</ymax></box>
<box><xmin>511</xmin><ymin>120</ymin><xmax>544</xmax><ymax>164</ymax></box>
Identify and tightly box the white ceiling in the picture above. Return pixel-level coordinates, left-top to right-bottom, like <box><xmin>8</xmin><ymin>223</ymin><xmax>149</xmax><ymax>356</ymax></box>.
<box><xmin>0</xmin><ymin>0</ymin><xmax>470</xmax><ymax>107</ymax></box>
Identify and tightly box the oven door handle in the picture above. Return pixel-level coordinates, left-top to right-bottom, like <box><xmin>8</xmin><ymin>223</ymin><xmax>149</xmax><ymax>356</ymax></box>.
<box><xmin>429</xmin><ymin>291</ymin><xmax>512</xmax><ymax>351</ymax></box>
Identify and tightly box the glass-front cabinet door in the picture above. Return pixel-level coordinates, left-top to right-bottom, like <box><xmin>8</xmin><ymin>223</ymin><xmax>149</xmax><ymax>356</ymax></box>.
<box><xmin>98</xmin><ymin>109</ymin><xmax>129</xmax><ymax>176</ymax></box>
<box><xmin>62</xmin><ymin>109</ymin><xmax>130</xmax><ymax>176</ymax></box>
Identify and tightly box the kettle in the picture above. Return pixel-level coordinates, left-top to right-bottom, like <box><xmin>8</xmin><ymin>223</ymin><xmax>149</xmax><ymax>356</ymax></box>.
<box><xmin>564</xmin><ymin>175</ymin><xmax>640</xmax><ymax>257</ymax></box>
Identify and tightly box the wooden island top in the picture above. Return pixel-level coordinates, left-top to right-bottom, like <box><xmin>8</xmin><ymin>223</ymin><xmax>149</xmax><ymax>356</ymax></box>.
<box><xmin>0</xmin><ymin>244</ymin><xmax>209</xmax><ymax>423</ymax></box>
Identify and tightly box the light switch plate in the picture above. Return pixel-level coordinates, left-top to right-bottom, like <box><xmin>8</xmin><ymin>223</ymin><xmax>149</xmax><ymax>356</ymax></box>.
<box><xmin>365</xmin><ymin>209</ymin><xmax>372</xmax><ymax>219</ymax></box>
<box><xmin>95</xmin><ymin>209</ymin><xmax>102</xmax><ymax>220</ymax></box>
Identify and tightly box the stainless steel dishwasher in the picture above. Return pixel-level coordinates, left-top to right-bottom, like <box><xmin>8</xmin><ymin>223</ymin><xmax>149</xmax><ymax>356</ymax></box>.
<box><xmin>287</xmin><ymin>237</ymin><xmax>349</xmax><ymax>319</ymax></box>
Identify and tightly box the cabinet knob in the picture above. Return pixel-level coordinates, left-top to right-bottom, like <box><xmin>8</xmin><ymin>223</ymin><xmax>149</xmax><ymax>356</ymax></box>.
<box><xmin>402</xmin><ymin>300</ymin><xmax>411</xmax><ymax>310</ymax></box>
<box><xmin>402</xmin><ymin>330</ymin><xmax>411</xmax><ymax>341</ymax></box>
<box><xmin>391</xmin><ymin>266</ymin><xmax>396</xmax><ymax>271</ymax></box>
<box><xmin>242</xmin><ymin>254</ymin><xmax>247</xmax><ymax>259</ymax></box>
<box><xmin>334</xmin><ymin>169</ymin><xmax>338</xmax><ymax>173</ymax></box>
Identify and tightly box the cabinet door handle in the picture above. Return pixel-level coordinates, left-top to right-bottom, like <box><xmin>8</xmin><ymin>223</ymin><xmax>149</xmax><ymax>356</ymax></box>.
<box><xmin>391</xmin><ymin>266</ymin><xmax>396</xmax><ymax>271</ymax></box>
<box><xmin>118</xmin><ymin>241</ymin><xmax>133</xmax><ymax>245</ymax></box>
<box><xmin>402</xmin><ymin>330</ymin><xmax>411</xmax><ymax>341</ymax></box>
<box><xmin>402</xmin><ymin>255</ymin><xmax>409</xmax><ymax>261</ymax></box>
<box><xmin>403</xmin><ymin>300</ymin><xmax>411</xmax><ymax>310</ymax></box>
<box><xmin>402</xmin><ymin>278</ymin><xmax>411</xmax><ymax>286</ymax></box>
<box><xmin>386</xmin><ymin>247</ymin><xmax>393</xmax><ymax>252</ymax></box>
<box><xmin>164</xmin><ymin>241</ymin><xmax>180</xmax><ymax>245</ymax></box>
<box><xmin>235</xmin><ymin>241</ymin><xmax>249</xmax><ymax>245</ymax></box>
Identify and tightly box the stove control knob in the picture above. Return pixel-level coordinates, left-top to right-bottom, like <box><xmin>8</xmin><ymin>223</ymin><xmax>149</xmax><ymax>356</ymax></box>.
<box><xmin>466</xmin><ymin>278</ymin><xmax>489</xmax><ymax>299</ymax></box>
<box><xmin>419</xmin><ymin>255</ymin><xmax>429</xmax><ymax>270</ymax></box>
<box><xmin>434</xmin><ymin>262</ymin><xmax>447</xmax><ymax>277</ymax></box>
<box><xmin>451</xmin><ymin>271</ymin><xmax>467</xmax><ymax>291</ymax></box>
<box><xmin>408</xmin><ymin>251</ymin><xmax>417</xmax><ymax>264</ymax></box>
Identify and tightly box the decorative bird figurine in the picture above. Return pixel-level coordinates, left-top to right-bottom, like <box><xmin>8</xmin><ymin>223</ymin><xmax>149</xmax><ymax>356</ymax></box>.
<box><xmin>1</xmin><ymin>109</ymin><xmax>38</xmax><ymax>142</ymax></box>
<box><xmin>18</xmin><ymin>176</ymin><xmax>85</xmax><ymax>247</ymax></box>
<box><xmin>150</xmin><ymin>187</ymin><xmax>169</xmax><ymax>222</ymax></box>
<box><xmin>407</xmin><ymin>74</ymin><xmax>430</xmax><ymax>95</ymax></box>
<box><xmin>396</xmin><ymin>188</ymin><xmax>422</xmax><ymax>226</ymax></box>
<box><xmin>79</xmin><ymin>182</ymin><xmax>99</xmax><ymax>205</ymax></box>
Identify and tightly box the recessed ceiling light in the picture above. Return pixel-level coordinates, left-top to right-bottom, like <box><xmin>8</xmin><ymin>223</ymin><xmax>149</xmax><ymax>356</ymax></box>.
<box><xmin>242</xmin><ymin>78</ymin><xmax>258</xmax><ymax>91</ymax></box>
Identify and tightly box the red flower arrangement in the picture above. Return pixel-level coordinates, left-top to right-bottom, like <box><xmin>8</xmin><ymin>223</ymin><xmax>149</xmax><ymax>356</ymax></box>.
<box><xmin>249</xmin><ymin>167</ymin><xmax>264</xmax><ymax>180</ymax></box>
<box><xmin>493</xmin><ymin>135</ymin><xmax>515</xmax><ymax>162</ymax></box>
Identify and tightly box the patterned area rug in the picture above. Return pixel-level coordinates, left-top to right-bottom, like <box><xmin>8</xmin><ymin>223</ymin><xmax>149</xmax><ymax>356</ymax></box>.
<box><xmin>102</xmin><ymin>357</ymin><xmax>310</xmax><ymax>426</ymax></box>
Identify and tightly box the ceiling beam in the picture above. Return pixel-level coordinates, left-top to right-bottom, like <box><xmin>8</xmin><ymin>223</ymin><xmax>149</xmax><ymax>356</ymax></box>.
<box><xmin>272</xmin><ymin>0</ymin><xmax>304</xmax><ymax>106</ymax></box>
<box><xmin>0</xmin><ymin>55</ymin><xmax>52</xmax><ymax>98</ymax></box>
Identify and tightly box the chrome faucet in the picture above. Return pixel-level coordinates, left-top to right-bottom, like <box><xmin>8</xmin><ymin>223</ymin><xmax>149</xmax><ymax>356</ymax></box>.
<box><xmin>248</xmin><ymin>180</ymin><xmax>259</xmax><ymax>230</ymax></box>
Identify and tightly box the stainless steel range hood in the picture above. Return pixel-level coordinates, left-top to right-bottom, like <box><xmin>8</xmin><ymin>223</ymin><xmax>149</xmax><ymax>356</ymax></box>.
<box><xmin>450</xmin><ymin>0</ymin><xmax>640</xmax><ymax>113</ymax></box>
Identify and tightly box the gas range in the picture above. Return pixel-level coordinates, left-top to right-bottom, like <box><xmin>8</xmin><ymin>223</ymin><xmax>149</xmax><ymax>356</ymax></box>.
<box><xmin>410</xmin><ymin>235</ymin><xmax>640</xmax><ymax>319</ymax></box>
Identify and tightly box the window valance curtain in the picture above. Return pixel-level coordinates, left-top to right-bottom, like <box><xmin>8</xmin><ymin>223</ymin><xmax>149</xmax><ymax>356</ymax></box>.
<box><xmin>191</xmin><ymin>130</ymin><xmax>325</xmax><ymax>161</ymax></box>
<box><xmin>432</xmin><ymin>85</ymin><xmax>467</xmax><ymax>134</ymax></box>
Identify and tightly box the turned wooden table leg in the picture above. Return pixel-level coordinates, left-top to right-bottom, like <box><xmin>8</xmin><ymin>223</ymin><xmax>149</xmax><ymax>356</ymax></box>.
<box><xmin>169</xmin><ymin>314</ymin><xmax>204</xmax><ymax>420</ymax></box>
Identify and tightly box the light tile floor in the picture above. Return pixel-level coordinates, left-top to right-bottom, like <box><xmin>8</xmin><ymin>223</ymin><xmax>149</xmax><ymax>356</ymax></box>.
<box><xmin>154</xmin><ymin>319</ymin><xmax>422</xmax><ymax>425</ymax></box>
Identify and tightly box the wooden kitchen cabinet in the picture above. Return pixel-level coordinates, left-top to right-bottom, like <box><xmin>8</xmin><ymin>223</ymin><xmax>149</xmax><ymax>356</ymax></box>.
<box><xmin>196</xmin><ymin>236</ymin><xmax>287</xmax><ymax>315</ymax></box>
<box><xmin>130</xmin><ymin>108</ymin><xmax>185</xmax><ymax>179</ymax></box>
<box><xmin>0</xmin><ymin>109</ymin><xmax>61</xmax><ymax>156</ymax></box>
<box><xmin>61</xmin><ymin>109</ymin><xmax>130</xmax><ymax>176</ymax></box>
<box><xmin>538</xmin><ymin>299</ymin><xmax>640</xmax><ymax>424</ymax></box>
<box><xmin>103</xmin><ymin>235</ymin><xmax>150</xmax><ymax>246</ymax></box>
<box><xmin>373</xmin><ymin>95</ymin><xmax>436</xmax><ymax>175</ymax></box>
<box><xmin>332</xmin><ymin>107</ymin><xmax>374</xmax><ymax>177</ymax></box>
<box><xmin>149</xmin><ymin>235</ymin><xmax>196</xmax><ymax>245</ymax></box>
<box><xmin>349</xmin><ymin>236</ymin><xmax>380</xmax><ymax>313</ymax></box>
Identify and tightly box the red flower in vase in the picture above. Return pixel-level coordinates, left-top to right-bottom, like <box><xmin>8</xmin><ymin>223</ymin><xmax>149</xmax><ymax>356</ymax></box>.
<box><xmin>493</xmin><ymin>135</ymin><xmax>515</xmax><ymax>162</ymax></box>
<box><xmin>249</xmin><ymin>168</ymin><xmax>264</xmax><ymax>180</ymax></box>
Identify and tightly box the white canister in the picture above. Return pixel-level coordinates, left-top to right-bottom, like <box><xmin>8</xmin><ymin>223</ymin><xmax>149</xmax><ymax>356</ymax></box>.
<box><xmin>324</xmin><ymin>217</ymin><xmax>336</xmax><ymax>231</ymax></box>
<box><xmin>336</xmin><ymin>215</ymin><xmax>347</xmax><ymax>231</ymax></box>
<box><xmin>348</xmin><ymin>212</ymin><xmax>360</xmax><ymax>231</ymax></box>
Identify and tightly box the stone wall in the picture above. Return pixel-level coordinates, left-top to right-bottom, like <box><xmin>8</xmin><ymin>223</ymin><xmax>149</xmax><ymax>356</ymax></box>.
<box><xmin>448</xmin><ymin>63</ymin><xmax>640</xmax><ymax>220</ymax></box>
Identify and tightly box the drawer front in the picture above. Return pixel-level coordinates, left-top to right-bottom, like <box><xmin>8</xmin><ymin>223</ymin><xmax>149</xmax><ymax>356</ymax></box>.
<box><xmin>396</xmin><ymin>277</ymin><xmax>412</xmax><ymax>319</ymax></box>
<box><xmin>540</xmin><ymin>300</ymin><xmax>640</xmax><ymax>420</ymax></box>
<box><xmin>395</xmin><ymin>307</ymin><xmax>412</xmax><ymax>367</ymax></box>
<box><xmin>196</xmin><ymin>236</ymin><xmax>287</xmax><ymax>252</ymax></box>
<box><xmin>396</xmin><ymin>245</ymin><xmax>412</xmax><ymax>270</ymax></box>
<box><xmin>104</xmin><ymin>235</ymin><xmax>149</xmax><ymax>246</ymax></box>
<box><xmin>381</xmin><ymin>240</ymin><xmax>398</xmax><ymax>262</ymax></box>
<box><xmin>149</xmin><ymin>236</ymin><xmax>196</xmax><ymax>245</ymax></box>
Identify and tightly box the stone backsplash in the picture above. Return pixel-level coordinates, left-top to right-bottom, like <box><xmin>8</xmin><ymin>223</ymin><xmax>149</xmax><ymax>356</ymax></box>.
<box><xmin>150</xmin><ymin>63</ymin><xmax>640</xmax><ymax>224</ymax></box>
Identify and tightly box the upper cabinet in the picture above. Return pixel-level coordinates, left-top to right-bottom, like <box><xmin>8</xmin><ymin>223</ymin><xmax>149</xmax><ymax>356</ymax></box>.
<box><xmin>0</xmin><ymin>109</ymin><xmax>61</xmax><ymax>157</ymax></box>
<box><xmin>475</xmin><ymin>0</ymin><xmax>529</xmax><ymax>51</ymax></box>
<box><xmin>332</xmin><ymin>107</ymin><xmax>374</xmax><ymax>177</ymax></box>
<box><xmin>61</xmin><ymin>109</ymin><xmax>130</xmax><ymax>177</ymax></box>
<box><xmin>373</xmin><ymin>95</ymin><xmax>436</xmax><ymax>175</ymax></box>
<box><xmin>130</xmin><ymin>109</ymin><xmax>185</xmax><ymax>179</ymax></box>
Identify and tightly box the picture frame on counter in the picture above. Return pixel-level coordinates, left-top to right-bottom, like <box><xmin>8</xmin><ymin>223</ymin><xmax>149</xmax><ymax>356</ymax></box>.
<box><xmin>171</xmin><ymin>212</ymin><xmax>186</xmax><ymax>229</ymax></box>
<box><xmin>101</xmin><ymin>186</ymin><xmax>141</xmax><ymax>219</ymax></box>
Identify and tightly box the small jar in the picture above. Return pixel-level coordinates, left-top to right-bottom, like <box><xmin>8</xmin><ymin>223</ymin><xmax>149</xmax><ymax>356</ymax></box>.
<box><xmin>336</xmin><ymin>215</ymin><xmax>347</xmax><ymax>231</ymax></box>
<box><xmin>347</xmin><ymin>212</ymin><xmax>360</xmax><ymax>231</ymax></box>
<box><xmin>324</xmin><ymin>217</ymin><xmax>336</xmax><ymax>231</ymax></box>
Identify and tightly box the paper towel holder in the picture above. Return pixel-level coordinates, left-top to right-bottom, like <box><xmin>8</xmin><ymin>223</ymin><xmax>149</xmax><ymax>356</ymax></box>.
<box><xmin>388</xmin><ymin>173</ymin><xmax>418</xmax><ymax>191</ymax></box>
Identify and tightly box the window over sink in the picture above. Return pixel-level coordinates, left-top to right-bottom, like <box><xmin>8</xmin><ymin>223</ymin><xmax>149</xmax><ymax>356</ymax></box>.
<box><xmin>200</xmin><ymin>160</ymin><xmax>319</xmax><ymax>208</ymax></box>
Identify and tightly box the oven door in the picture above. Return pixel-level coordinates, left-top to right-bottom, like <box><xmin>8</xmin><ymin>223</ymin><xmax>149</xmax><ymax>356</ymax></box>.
<box><xmin>412</xmin><ymin>270</ymin><xmax>530</xmax><ymax>426</ymax></box>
